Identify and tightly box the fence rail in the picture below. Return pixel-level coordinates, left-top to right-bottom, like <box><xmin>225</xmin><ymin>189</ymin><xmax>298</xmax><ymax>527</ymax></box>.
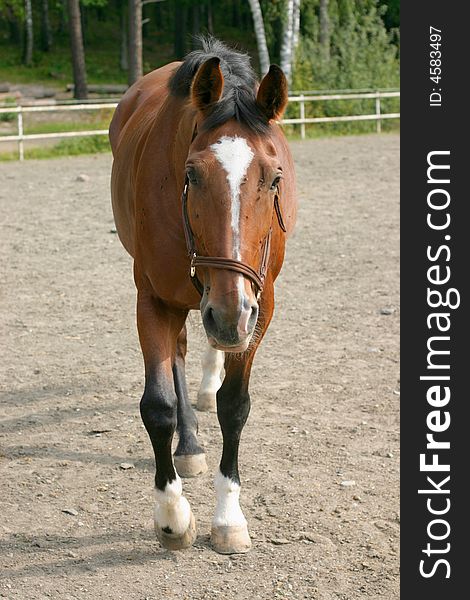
<box><xmin>284</xmin><ymin>90</ymin><xmax>400</xmax><ymax>138</ymax></box>
<box><xmin>0</xmin><ymin>90</ymin><xmax>400</xmax><ymax>160</ymax></box>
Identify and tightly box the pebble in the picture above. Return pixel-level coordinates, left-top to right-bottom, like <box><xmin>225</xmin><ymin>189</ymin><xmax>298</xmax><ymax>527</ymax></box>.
<box><xmin>119</xmin><ymin>462</ymin><xmax>135</xmax><ymax>470</ymax></box>
<box><xmin>76</xmin><ymin>174</ymin><xmax>90</xmax><ymax>182</ymax></box>
<box><xmin>62</xmin><ymin>508</ymin><xmax>78</xmax><ymax>516</ymax></box>
<box><xmin>340</xmin><ymin>480</ymin><xmax>356</xmax><ymax>488</ymax></box>
<box><xmin>380</xmin><ymin>307</ymin><xmax>395</xmax><ymax>315</ymax></box>
<box><xmin>269</xmin><ymin>538</ymin><xmax>290</xmax><ymax>545</ymax></box>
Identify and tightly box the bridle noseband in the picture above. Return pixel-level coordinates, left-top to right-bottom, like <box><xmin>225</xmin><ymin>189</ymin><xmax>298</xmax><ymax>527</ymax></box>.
<box><xmin>181</xmin><ymin>137</ymin><xmax>287</xmax><ymax>299</ymax></box>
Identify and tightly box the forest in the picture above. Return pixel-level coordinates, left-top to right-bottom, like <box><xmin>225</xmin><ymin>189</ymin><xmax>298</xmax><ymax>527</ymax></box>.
<box><xmin>0</xmin><ymin>1</ymin><xmax>399</xmax><ymax>159</ymax></box>
<box><xmin>0</xmin><ymin>0</ymin><xmax>400</xmax><ymax>95</ymax></box>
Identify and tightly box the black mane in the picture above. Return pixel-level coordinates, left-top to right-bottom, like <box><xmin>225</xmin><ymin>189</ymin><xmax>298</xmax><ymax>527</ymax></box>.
<box><xmin>169</xmin><ymin>37</ymin><xmax>269</xmax><ymax>135</ymax></box>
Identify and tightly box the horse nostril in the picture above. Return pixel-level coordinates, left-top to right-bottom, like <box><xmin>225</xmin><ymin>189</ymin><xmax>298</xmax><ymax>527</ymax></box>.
<box><xmin>249</xmin><ymin>304</ymin><xmax>259</xmax><ymax>328</ymax></box>
<box><xmin>203</xmin><ymin>306</ymin><xmax>218</xmax><ymax>336</ymax></box>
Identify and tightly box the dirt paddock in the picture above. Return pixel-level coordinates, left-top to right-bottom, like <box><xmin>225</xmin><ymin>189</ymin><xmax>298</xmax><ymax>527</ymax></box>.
<box><xmin>0</xmin><ymin>134</ymin><xmax>399</xmax><ymax>599</ymax></box>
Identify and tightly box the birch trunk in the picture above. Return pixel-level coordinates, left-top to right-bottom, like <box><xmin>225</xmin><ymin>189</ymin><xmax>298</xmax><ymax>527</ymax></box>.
<box><xmin>280</xmin><ymin>0</ymin><xmax>294</xmax><ymax>84</ymax></box>
<box><xmin>292</xmin><ymin>0</ymin><xmax>301</xmax><ymax>51</ymax></box>
<box><xmin>247</xmin><ymin>0</ymin><xmax>270</xmax><ymax>76</ymax></box>
<box><xmin>319</xmin><ymin>0</ymin><xmax>330</xmax><ymax>60</ymax></box>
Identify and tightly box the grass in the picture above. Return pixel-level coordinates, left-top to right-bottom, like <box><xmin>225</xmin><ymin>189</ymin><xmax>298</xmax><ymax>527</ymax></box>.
<box><xmin>0</xmin><ymin>115</ymin><xmax>110</xmax><ymax>138</ymax></box>
<box><xmin>24</xmin><ymin>118</ymin><xmax>111</xmax><ymax>135</ymax></box>
<box><xmin>284</xmin><ymin>118</ymin><xmax>400</xmax><ymax>139</ymax></box>
<box><xmin>0</xmin><ymin>135</ymin><xmax>111</xmax><ymax>161</ymax></box>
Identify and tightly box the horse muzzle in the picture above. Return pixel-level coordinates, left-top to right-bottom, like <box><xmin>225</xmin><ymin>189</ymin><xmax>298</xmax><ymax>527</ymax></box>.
<box><xmin>202</xmin><ymin>298</ymin><xmax>259</xmax><ymax>352</ymax></box>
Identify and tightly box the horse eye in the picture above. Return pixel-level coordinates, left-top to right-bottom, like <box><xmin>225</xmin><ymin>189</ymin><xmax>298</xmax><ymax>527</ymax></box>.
<box><xmin>270</xmin><ymin>175</ymin><xmax>282</xmax><ymax>190</ymax></box>
<box><xmin>186</xmin><ymin>167</ymin><xmax>198</xmax><ymax>185</ymax></box>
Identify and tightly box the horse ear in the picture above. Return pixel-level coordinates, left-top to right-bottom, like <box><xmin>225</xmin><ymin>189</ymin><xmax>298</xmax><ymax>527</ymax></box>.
<box><xmin>191</xmin><ymin>57</ymin><xmax>224</xmax><ymax>113</ymax></box>
<box><xmin>256</xmin><ymin>65</ymin><xmax>288</xmax><ymax>121</ymax></box>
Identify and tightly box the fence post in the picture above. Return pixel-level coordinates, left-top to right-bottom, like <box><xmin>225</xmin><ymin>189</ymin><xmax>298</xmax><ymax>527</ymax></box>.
<box><xmin>18</xmin><ymin>108</ymin><xmax>24</xmax><ymax>161</ymax></box>
<box><xmin>299</xmin><ymin>94</ymin><xmax>306</xmax><ymax>140</ymax></box>
<box><xmin>375</xmin><ymin>93</ymin><xmax>381</xmax><ymax>134</ymax></box>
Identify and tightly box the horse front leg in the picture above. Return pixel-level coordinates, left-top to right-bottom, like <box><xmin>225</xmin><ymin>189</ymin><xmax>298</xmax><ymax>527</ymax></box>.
<box><xmin>211</xmin><ymin>285</ymin><xmax>274</xmax><ymax>555</ymax></box>
<box><xmin>136</xmin><ymin>286</ymin><xmax>196</xmax><ymax>550</ymax></box>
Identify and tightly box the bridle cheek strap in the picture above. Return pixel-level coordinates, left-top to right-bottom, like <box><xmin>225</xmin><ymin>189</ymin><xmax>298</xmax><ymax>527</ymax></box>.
<box><xmin>181</xmin><ymin>176</ymin><xmax>284</xmax><ymax>298</ymax></box>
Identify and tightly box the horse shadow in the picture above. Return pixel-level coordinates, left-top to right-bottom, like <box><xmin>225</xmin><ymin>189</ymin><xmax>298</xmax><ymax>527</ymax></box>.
<box><xmin>0</xmin><ymin>528</ymin><xmax>213</xmax><ymax>580</ymax></box>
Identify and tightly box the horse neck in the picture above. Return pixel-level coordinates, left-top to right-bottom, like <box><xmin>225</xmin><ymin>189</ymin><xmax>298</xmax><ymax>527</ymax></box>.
<box><xmin>171</xmin><ymin>102</ymin><xmax>198</xmax><ymax>184</ymax></box>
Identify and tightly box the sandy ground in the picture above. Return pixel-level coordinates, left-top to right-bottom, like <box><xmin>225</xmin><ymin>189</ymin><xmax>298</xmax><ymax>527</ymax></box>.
<box><xmin>0</xmin><ymin>134</ymin><xmax>399</xmax><ymax>600</ymax></box>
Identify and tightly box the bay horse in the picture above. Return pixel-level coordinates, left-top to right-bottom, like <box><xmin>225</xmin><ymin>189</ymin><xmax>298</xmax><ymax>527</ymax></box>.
<box><xmin>109</xmin><ymin>38</ymin><xmax>296</xmax><ymax>554</ymax></box>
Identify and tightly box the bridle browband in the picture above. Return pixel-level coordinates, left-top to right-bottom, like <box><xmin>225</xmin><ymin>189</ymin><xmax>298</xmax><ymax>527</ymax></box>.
<box><xmin>181</xmin><ymin>130</ymin><xmax>287</xmax><ymax>299</ymax></box>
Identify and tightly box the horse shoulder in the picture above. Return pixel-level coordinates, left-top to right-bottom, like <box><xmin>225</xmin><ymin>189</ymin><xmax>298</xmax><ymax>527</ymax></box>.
<box><xmin>110</xmin><ymin>62</ymin><xmax>182</xmax><ymax>258</ymax></box>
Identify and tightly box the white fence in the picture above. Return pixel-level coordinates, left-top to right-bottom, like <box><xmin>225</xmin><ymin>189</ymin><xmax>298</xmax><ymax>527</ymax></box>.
<box><xmin>284</xmin><ymin>90</ymin><xmax>400</xmax><ymax>139</ymax></box>
<box><xmin>0</xmin><ymin>90</ymin><xmax>400</xmax><ymax>160</ymax></box>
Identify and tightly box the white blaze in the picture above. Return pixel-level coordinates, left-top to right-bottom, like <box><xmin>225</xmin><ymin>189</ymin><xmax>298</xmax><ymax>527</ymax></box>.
<box><xmin>210</xmin><ymin>136</ymin><xmax>254</xmax><ymax>261</ymax></box>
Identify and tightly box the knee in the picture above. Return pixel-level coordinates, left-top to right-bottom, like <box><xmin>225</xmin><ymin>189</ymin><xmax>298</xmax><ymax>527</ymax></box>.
<box><xmin>216</xmin><ymin>385</ymin><xmax>250</xmax><ymax>428</ymax></box>
<box><xmin>140</xmin><ymin>383</ymin><xmax>177</xmax><ymax>436</ymax></box>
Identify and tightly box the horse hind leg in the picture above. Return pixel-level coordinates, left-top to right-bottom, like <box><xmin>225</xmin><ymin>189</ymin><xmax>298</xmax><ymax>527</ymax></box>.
<box><xmin>197</xmin><ymin>344</ymin><xmax>225</xmax><ymax>412</ymax></box>
<box><xmin>173</xmin><ymin>326</ymin><xmax>208</xmax><ymax>478</ymax></box>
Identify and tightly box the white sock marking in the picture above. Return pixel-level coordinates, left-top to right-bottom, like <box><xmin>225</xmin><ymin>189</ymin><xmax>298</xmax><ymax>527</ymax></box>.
<box><xmin>213</xmin><ymin>469</ymin><xmax>247</xmax><ymax>527</ymax></box>
<box><xmin>198</xmin><ymin>345</ymin><xmax>225</xmax><ymax>399</ymax></box>
<box><xmin>154</xmin><ymin>475</ymin><xmax>191</xmax><ymax>535</ymax></box>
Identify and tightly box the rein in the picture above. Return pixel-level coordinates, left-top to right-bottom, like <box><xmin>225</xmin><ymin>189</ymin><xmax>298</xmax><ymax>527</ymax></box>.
<box><xmin>181</xmin><ymin>132</ymin><xmax>287</xmax><ymax>298</ymax></box>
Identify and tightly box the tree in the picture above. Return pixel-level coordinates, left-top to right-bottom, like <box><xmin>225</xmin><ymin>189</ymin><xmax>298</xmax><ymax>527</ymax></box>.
<box><xmin>24</xmin><ymin>0</ymin><xmax>33</xmax><ymax>66</ymax></box>
<box><xmin>40</xmin><ymin>0</ymin><xmax>53</xmax><ymax>52</ymax></box>
<box><xmin>206</xmin><ymin>0</ymin><xmax>213</xmax><ymax>34</ymax></box>
<box><xmin>67</xmin><ymin>0</ymin><xmax>88</xmax><ymax>99</ymax></box>
<box><xmin>292</xmin><ymin>0</ymin><xmax>300</xmax><ymax>52</ymax></box>
<box><xmin>119</xmin><ymin>0</ymin><xmax>128</xmax><ymax>71</ymax></box>
<box><xmin>128</xmin><ymin>0</ymin><xmax>142</xmax><ymax>84</ymax></box>
<box><xmin>319</xmin><ymin>0</ymin><xmax>330</xmax><ymax>60</ymax></box>
<box><xmin>247</xmin><ymin>0</ymin><xmax>270</xmax><ymax>75</ymax></box>
<box><xmin>174</xmin><ymin>0</ymin><xmax>187</xmax><ymax>59</ymax></box>
<box><xmin>280</xmin><ymin>0</ymin><xmax>294</xmax><ymax>83</ymax></box>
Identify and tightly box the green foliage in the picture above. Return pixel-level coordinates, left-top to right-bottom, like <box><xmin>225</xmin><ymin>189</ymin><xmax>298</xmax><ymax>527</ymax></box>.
<box><xmin>81</xmin><ymin>0</ymin><xmax>108</xmax><ymax>7</ymax></box>
<box><xmin>293</xmin><ymin>0</ymin><xmax>399</xmax><ymax>91</ymax></box>
<box><xmin>380</xmin><ymin>0</ymin><xmax>400</xmax><ymax>30</ymax></box>
<box><xmin>0</xmin><ymin>0</ymin><xmax>400</xmax><ymax>152</ymax></box>
<box><xmin>0</xmin><ymin>0</ymin><xmax>24</xmax><ymax>19</ymax></box>
<box><xmin>0</xmin><ymin>96</ymin><xmax>17</xmax><ymax>122</ymax></box>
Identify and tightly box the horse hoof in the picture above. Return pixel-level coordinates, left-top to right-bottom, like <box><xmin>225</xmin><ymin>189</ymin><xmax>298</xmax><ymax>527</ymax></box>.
<box><xmin>155</xmin><ymin>509</ymin><xmax>197</xmax><ymax>551</ymax></box>
<box><xmin>174</xmin><ymin>453</ymin><xmax>208</xmax><ymax>478</ymax></box>
<box><xmin>211</xmin><ymin>524</ymin><xmax>252</xmax><ymax>554</ymax></box>
<box><xmin>196</xmin><ymin>391</ymin><xmax>217</xmax><ymax>412</ymax></box>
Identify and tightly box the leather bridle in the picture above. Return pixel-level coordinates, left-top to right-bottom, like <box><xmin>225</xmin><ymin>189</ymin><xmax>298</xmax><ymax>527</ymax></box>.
<box><xmin>181</xmin><ymin>141</ymin><xmax>287</xmax><ymax>299</ymax></box>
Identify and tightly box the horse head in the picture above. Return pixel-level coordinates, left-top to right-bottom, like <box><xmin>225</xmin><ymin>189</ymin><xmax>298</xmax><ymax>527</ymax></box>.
<box><xmin>184</xmin><ymin>57</ymin><xmax>289</xmax><ymax>352</ymax></box>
